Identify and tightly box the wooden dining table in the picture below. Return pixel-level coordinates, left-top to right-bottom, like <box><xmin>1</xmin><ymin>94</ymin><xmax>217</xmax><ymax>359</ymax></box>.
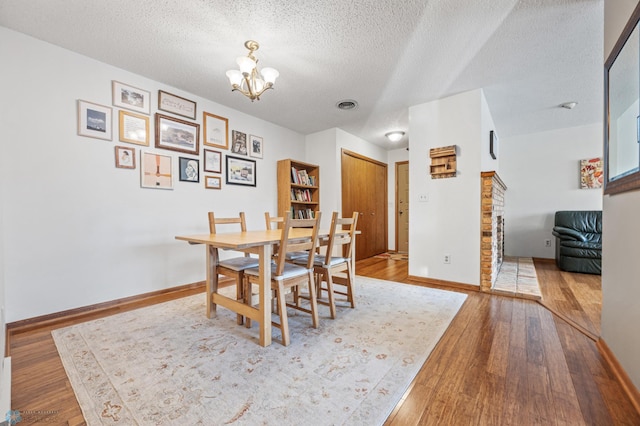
<box><xmin>175</xmin><ymin>228</ymin><xmax>355</xmax><ymax>347</ymax></box>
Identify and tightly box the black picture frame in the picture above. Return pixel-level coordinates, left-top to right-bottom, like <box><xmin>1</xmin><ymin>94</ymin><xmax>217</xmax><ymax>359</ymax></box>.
<box><xmin>225</xmin><ymin>155</ymin><xmax>256</xmax><ymax>187</ymax></box>
<box><xmin>490</xmin><ymin>130</ymin><xmax>498</xmax><ymax>160</ymax></box>
<box><xmin>178</xmin><ymin>157</ymin><xmax>200</xmax><ymax>183</ymax></box>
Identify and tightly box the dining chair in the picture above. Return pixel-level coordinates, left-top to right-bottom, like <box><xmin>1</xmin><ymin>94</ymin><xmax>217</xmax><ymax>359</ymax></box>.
<box><xmin>208</xmin><ymin>211</ymin><xmax>259</xmax><ymax>325</ymax></box>
<box><xmin>296</xmin><ymin>211</ymin><xmax>358</xmax><ymax>319</ymax></box>
<box><xmin>244</xmin><ymin>213</ymin><xmax>322</xmax><ymax>346</ymax></box>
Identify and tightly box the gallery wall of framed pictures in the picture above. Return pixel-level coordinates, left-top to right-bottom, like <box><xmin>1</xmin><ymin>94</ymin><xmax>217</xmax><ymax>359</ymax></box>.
<box><xmin>76</xmin><ymin>80</ymin><xmax>267</xmax><ymax>191</ymax></box>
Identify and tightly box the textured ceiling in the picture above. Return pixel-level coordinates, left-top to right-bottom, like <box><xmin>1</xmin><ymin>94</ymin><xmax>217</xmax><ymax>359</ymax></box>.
<box><xmin>0</xmin><ymin>0</ymin><xmax>604</xmax><ymax>149</ymax></box>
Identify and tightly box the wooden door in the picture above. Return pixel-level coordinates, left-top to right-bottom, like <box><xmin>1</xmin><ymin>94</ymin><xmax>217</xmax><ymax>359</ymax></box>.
<box><xmin>341</xmin><ymin>150</ymin><xmax>388</xmax><ymax>260</ymax></box>
<box><xmin>396</xmin><ymin>161</ymin><xmax>409</xmax><ymax>253</ymax></box>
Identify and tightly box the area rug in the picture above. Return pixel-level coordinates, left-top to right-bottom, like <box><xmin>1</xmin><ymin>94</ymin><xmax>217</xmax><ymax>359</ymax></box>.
<box><xmin>52</xmin><ymin>276</ymin><xmax>467</xmax><ymax>425</ymax></box>
<box><xmin>374</xmin><ymin>252</ymin><xmax>408</xmax><ymax>261</ymax></box>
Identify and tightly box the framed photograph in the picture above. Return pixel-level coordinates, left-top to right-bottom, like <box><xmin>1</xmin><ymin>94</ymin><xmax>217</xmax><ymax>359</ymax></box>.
<box><xmin>112</xmin><ymin>81</ymin><xmax>150</xmax><ymax>115</ymax></box>
<box><xmin>203</xmin><ymin>149</ymin><xmax>222</xmax><ymax>173</ymax></box>
<box><xmin>226</xmin><ymin>155</ymin><xmax>256</xmax><ymax>187</ymax></box>
<box><xmin>118</xmin><ymin>110</ymin><xmax>149</xmax><ymax>146</ymax></box>
<box><xmin>77</xmin><ymin>100</ymin><xmax>112</xmax><ymax>140</ymax></box>
<box><xmin>231</xmin><ymin>130</ymin><xmax>248</xmax><ymax>156</ymax></box>
<box><xmin>249</xmin><ymin>135</ymin><xmax>264</xmax><ymax>159</ymax></box>
<box><xmin>141</xmin><ymin>151</ymin><xmax>173</xmax><ymax>189</ymax></box>
<box><xmin>114</xmin><ymin>146</ymin><xmax>136</xmax><ymax>169</ymax></box>
<box><xmin>155</xmin><ymin>113</ymin><xmax>200</xmax><ymax>155</ymax></box>
<box><xmin>203</xmin><ymin>112</ymin><xmax>228</xmax><ymax>149</ymax></box>
<box><xmin>204</xmin><ymin>175</ymin><xmax>222</xmax><ymax>190</ymax></box>
<box><xmin>179</xmin><ymin>157</ymin><xmax>200</xmax><ymax>182</ymax></box>
<box><xmin>158</xmin><ymin>90</ymin><xmax>197</xmax><ymax>120</ymax></box>
<box><xmin>489</xmin><ymin>130</ymin><xmax>498</xmax><ymax>159</ymax></box>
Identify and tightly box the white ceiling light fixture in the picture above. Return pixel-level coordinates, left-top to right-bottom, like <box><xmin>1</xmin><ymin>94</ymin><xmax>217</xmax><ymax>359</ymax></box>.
<box><xmin>560</xmin><ymin>101</ymin><xmax>577</xmax><ymax>109</ymax></box>
<box><xmin>226</xmin><ymin>40</ymin><xmax>279</xmax><ymax>102</ymax></box>
<box><xmin>385</xmin><ymin>131</ymin><xmax>405</xmax><ymax>142</ymax></box>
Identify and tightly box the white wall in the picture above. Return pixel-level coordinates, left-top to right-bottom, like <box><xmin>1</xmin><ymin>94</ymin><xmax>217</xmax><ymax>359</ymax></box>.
<box><xmin>602</xmin><ymin>0</ymin><xmax>640</xmax><ymax>391</ymax></box>
<box><xmin>408</xmin><ymin>89</ymin><xmax>485</xmax><ymax>286</ymax></box>
<box><xmin>500</xmin><ymin>124</ymin><xmax>603</xmax><ymax>258</ymax></box>
<box><xmin>387</xmin><ymin>148</ymin><xmax>410</xmax><ymax>251</ymax></box>
<box><xmin>0</xmin><ymin>27</ymin><xmax>305</xmax><ymax>322</ymax></box>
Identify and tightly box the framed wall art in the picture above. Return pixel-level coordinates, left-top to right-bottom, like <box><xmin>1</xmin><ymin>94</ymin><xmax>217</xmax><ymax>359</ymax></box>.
<box><xmin>140</xmin><ymin>151</ymin><xmax>173</xmax><ymax>189</ymax></box>
<box><xmin>231</xmin><ymin>130</ymin><xmax>248</xmax><ymax>156</ymax></box>
<box><xmin>179</xmin><ymin>157</ymin><xmax>200</xmax><ymax>182</ymax></box>
<box><xmin>118</xmin><ymin>110</ymin><xmax>149</xmax><ymax>146</ymax></box>
<box><xmin>580</xmin><ymin>157</ymin><xmax>604</xmax><ymax>189</ymax></box>
<box><xmin>203</xmin><ymin>149</ymin><xmax>222</xmax><ymax>173</ymax></box>
<box><xmin>112</xmin><ymin>81</ymin><xmax>150</xmax><ymax>115</ymax></box>
<box><xmin>155</xmin><ymin>113</ymin><xmax>200</xmax><ymax>155</ymax></box>
<box><xmin>158</xmin><ymin>90</ymin><xmax>197</xmax><ymax>120</ymax></box>
<box><xmin>249</xmin><ymin>134</ymin><xmax>264</xmax><ymax>159</ymax></box>
<box><xmin>203</xmin><ymin>112</ymin><xmax>228</xmax><ymax>149</ymax></box>
<box><xmin>226</xmin><ymin>155</ymin><xmax>256</xmax><ymax>187</ymax></box>
<box><xmin>489</xmin><ymin>130</ymin><xmax>498</xmax><ymax>160</ymax></box>
<box><xmin>114</xmin><ymin>146</ymin><xmax>136</xmax><ymax>169</ymax></box>
<box><xmin>204</xmin><ymin>175</ymin><xmax>222</xmax><ymax>190</ymax></box>
<box><xmin>77</xmin><ymin>100</ymin><xmax>112</xmax><ymax>140</ymax></box>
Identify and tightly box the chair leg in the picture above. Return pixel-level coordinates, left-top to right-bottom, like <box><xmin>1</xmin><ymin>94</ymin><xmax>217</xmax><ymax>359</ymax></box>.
<box><xmin>244</xmin><ymin>277</ymin><xmax>252</xmax><ymax>329</ymax></box>
<box><xmin>324</xmin><ymin>270</ymin><xmax>337</xmax><ymax>319</ymax></box>
<box><xmin>236</xmin><ymin>273</ymin><xmax>244</xmax><ymax>325</ymax></box>
<box><xmin>275</xmin><ymin>282</ymin><xmax>290</xmax><ymax>346</ymax></box>
<box><xmin>345</xmin><ymin>261</ymin><xmax>355</xmax><ymax>308</ymax></box>
<box><xmin>307</xmin><ymin>272</ymin><xmax>319</xmax><ymax>328</ymax></box>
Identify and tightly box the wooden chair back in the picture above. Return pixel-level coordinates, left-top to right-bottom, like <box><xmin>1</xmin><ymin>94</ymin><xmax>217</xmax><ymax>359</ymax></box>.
<box><xmin>323</xmin><ymin>211</ymin><xmax>359</xmax><ymax>264</ymax></box>
<box><xmin>264</xmin><ymin>212</ymin><xmax>284</xmax><ymax>230</ymax></box>
<box><xmin>208</xmin><ymin>211</ymin><xmax>248</xmax><ymax>234</ymax></box>
<box><xmin>275</xmin><ymin>214</ymin><xmax>322</xmax><ymax>275</ymax></box>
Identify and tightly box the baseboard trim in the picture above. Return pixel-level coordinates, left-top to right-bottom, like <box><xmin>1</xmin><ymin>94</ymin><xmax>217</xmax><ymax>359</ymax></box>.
<box><xmin>597</xmin><ymin>338</ymin><xmax>640</xmax><ymax>416</ymax></box>
<box><xmin>406</xmin><ymin>275</ymin><xmax>479</xmax><ymax>293</ymax></box>
<box><xmin>5</xmin><ymin>279</ymin><xmax>227</xmax><ymax>356</ymax></box>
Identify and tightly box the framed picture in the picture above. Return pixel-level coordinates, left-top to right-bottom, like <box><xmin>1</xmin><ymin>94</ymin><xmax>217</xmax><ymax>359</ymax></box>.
<box><xmin>580</xmin><ymin>157</ymin><xmax>604</xmax><ymax>189</ymax></box>
<box><xmin>249</xmin><ymin>135</ymin><xmax>264</xmax><ymax>159</ymax></box>
<box><xmin>226</xmin><ymin>155</ymin><xmax>256</xmax><ymax>187</ymax></box>
<box><xmin>114</xmin><ymin>146</ymin><xmax>136</xmax><ymax>169</ymax></box>
<box><xmin>203</xmin><ymin>149</ymin><xmax>222</xmax><ymax>173</ymax></box>
<box><xmin>204</xmin><ymin>175</ymin><xmax>222</xmax><ymax>190</ymax></box>
<box><xmin>118</xmin><ymin>110</ymin><xmax>149</xmax><ymax>146</ymax></box>
<box><xmin>158</xmin><ymin>90</ymin><xmax>197</xmax><ymax>120</ymax></box>
<box><xmin>179</xmin><ymin>157</ymin><xmax>200</xmax><ymax>182</ymax></box>
<box><xmin>141</xmin><ymin>151</ymin><xmax>173</xmax><ymax>189</ymax></box>
<box><xmin>112</xmin><ymin>81</ymin><xmax>150</xmax><ymax>115</ymax></box>
<box><xmin>231</xmin><ymin>130</ymin><xmax>248</xmax><ymax>156</ymax></box>
<box><xmin>77</xmin><ymin>100</ymin><xmax>112</xmax><ymax>140</ymax></box>
<box><xmin>203</xmin><ymin>112</ymin><xmax>228</xmax><ymax>149</ymax></box>
<box><xmin>489</xmin><ymin>130</ymin><xmax>498</xmax><ymax>159</ymax></box>
<box><xmin>155</xmin><ymin>113</ymin><xmax>200</xmax><ymax>155</ymax></box>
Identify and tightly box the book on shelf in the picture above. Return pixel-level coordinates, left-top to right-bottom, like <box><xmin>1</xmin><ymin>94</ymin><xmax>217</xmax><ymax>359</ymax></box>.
<box><xmin>290</xmin><ymin>166</ymin><xmax>316</xmax><ymax>186</ymax></box>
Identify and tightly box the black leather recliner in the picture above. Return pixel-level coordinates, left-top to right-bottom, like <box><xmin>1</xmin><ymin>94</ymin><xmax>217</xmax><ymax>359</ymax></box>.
<box><xmin>552</xmin><ymin>210</ymin><xmax>602</xmax><ymax>275</ymax></box>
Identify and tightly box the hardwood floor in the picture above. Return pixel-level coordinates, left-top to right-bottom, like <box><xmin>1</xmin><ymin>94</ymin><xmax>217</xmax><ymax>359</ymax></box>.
<box><xmin>8</xmin><ymin>257</ymin><xmax>640</xmax><ymax>425</ymax></box>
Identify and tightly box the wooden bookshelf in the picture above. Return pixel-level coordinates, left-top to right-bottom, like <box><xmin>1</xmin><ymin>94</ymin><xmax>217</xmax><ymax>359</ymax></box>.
<box><xmin>277</xmin><ymin>159</ymin><xmax>320</xmax><ymax>219</ymax></box>
<box><xmin>429</xmin><ymin>145</ymin><xmax>457</xmax><ymax>179</ymax></box>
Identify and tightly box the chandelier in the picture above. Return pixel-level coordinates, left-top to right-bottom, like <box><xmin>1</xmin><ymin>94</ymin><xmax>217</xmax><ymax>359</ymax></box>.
<box><xmin>226</xmin><ymin>40</ymin><xmax>279</xmax><ymax>102</ymax></box>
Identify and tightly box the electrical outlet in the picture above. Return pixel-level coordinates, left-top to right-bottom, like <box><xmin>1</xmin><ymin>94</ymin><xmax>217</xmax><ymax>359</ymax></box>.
<box><xmin>418</xmin><ymin>194</ymin><xmax>429</xmax><ymax>202</ymax></box>
<box><xmin>545</xmin><ymin>239</ymin><xmax>551</xmax><ymax>247</ymax></box>
<box><xmin>443</xmin><ymin>254</ymin><xmax>451</xmax><ymax>264</ymax></box>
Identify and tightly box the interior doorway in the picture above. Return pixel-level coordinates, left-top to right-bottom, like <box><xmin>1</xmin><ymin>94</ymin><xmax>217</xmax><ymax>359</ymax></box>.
<box><xmin>341</xmin><ymin>149</ymin><xmax>388</xmax><ymax>260</ymax></box>
<box><xmin>396</xmin><ymin>161</ymin><xmax>409</xmax><ymax>253</ymax></box>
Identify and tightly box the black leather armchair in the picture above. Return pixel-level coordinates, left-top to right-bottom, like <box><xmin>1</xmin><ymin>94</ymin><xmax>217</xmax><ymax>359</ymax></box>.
<box><xmin>552</xmin><ymin>210</ymin><xmax>602</xmax><ymax>275</ymax></box>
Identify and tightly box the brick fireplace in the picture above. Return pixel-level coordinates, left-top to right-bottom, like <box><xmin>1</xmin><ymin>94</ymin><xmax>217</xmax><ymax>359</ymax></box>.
<box><xmin>480</xmin><ymin>171</ymin><xmax>507</xmax><ymax>292</ymax></box>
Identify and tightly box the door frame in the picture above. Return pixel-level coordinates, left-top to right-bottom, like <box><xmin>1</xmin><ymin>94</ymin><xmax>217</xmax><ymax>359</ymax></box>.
<box><xmin>395</xmin><ymin>161</ymin><xmax>409</xmax><ymax>254</ymax></box>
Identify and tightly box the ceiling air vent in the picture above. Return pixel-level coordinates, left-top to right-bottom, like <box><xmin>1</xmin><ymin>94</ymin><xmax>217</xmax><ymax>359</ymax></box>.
<box><xmin>336</xmin><ymin>99</ymin><xmax>359</xmax><ymax>111</ymax></box>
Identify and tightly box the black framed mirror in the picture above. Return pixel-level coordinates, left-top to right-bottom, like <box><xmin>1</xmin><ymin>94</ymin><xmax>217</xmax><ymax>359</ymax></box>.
<box><xmin>604</xmin><ymin>2</ymin><xmax>640</xmax><ymax>195</ymax></box>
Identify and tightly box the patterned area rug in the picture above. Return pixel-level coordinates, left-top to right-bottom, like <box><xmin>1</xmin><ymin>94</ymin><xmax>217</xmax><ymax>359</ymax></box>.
<box><xmin>52</xmin><ymin>276</ymin><xmax>466</xmax><ymax>425</ymax></box>
<box><xmin>374</xmin><ymin>252</ymin><xmax>408</xmax><ymax>261</ymax></box>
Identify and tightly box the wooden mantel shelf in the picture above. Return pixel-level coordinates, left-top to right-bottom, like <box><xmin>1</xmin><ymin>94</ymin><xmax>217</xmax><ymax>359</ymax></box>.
<box><xmin>481</xmin><ymin>171</ymin><xmax>507</xmax><ymax>190</ymax></box>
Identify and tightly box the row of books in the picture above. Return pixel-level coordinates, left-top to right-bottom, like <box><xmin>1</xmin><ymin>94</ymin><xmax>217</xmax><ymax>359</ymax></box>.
<box><xmin>290</xmin><ymin>207</ymin><xmax>316</xmax><ymax>219</ymax></box>
<box><xmin>290</xmin><ymin>188</ymin><xmax>313</xmax><ymax>202</ymax></box>
<box><xmin>291</xmin><ymin>166</ymin><xmax>316</xmax><ymax>186</ymax></box>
